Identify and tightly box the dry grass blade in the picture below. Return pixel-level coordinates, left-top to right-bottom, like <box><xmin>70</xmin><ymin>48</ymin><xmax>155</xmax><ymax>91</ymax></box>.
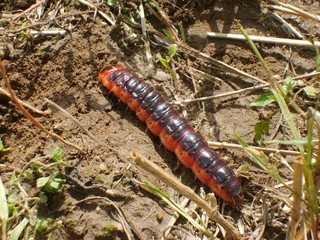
<box><xmin>152</xmin><ymin>33</ymin><xmax>266</xmax><ymax>84</ymax></box>
<box><xmin>75</xmin><ymin>197</ymin><xmax>134</xmax><ymax>240</ymax></box>
<box><xmin>142</xmin><ymin>181</ymin><xmax>213</xmax><ymax>238</ymax></box>
<box><xmin>139</xmin><ymin>3</ymin><xmax>154</xmax><ymax>75</ymax></box>
<box><xmin>78</xmin><ymin>0</ymin><xmax>115</xmax><ymax>25</ymax></box>
<box><xmin>0</xmin><ymin>60</ymin><xmax>85</xmax><ymax>154</ymax></box>
<box><xmin>208</xmin><ymin>141</ymin><xmax>302</xmax><ymax>156</ymax></box>
<box><xmin>130</xmin><ymin>149</ymin><xmax>241</xmax><ymax>240</ymax></box>
<box><xmin>161</xmin><ymin>197</ymin><xmax>190</xmax><ymax>240</ymax></box>
<box><xmin>44</xmin><ymin>98</ymin><xmax>103</xmax><ymax>146</ymax></box>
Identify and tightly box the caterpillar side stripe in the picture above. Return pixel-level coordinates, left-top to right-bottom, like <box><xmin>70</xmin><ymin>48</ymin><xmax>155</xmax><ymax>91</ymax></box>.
<box><xmin>99</xmin><ymin>65</ymin><xmax>242</xmax><ymax>207</ymax></box>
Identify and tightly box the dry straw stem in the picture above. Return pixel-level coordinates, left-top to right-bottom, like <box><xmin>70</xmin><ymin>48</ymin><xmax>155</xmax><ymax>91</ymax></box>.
<box><xmin>207</xmin><ymin>141</ymin><xmax>302</xmax><ymax>157</ymax></box>
<box><xmin>0</xmin><ymin>87</ymin><xmax>48</xmax><ymax>115</ymax></box>
<box><xmin>0</xmin><ymin>60</ymin><xmax>85</xmax><ymax>154</ymax></box>
<box><xmin>147</xmin><ymin>0</ymin><xmax>181</xmax><ymax>42</ymax></box>
<box><xmin>172</xmin><ymin>82</ymin><xmax>270</xmax><ymax>105</ymax></box>
<box><xmin>29</xmin><ymin>30</ymin><xmax>67</xmax><ymax>36</ymax></box>
<box><xmin>130</xmin><ymin>149</ymin><xmax>241</xmax><ymax>240</ymax></box>
<box><xmin>207</xmin><ymin>32</ymin><xmax>320</xmax><ymax>48</ymax></box>
<box><xmin>269</xmin><ymin>0</ymin><xmax>320</xmax><ymax>22</ymax></box>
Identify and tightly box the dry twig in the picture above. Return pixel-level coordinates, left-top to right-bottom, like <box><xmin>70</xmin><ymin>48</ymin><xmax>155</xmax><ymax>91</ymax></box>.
<box><xmin>0</xmin><ymin>87</ymin><xmax>48</xmax><ymax>115</ymax></box>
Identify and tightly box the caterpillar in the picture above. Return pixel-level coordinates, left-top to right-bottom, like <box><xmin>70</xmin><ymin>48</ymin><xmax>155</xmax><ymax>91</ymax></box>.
<box><xmin>99</xmin><ymin>65</ymin><xmax>242</xmax><ymax>207</ymax></box>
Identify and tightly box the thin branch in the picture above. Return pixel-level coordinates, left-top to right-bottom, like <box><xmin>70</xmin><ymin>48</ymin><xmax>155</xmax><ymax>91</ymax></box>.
<box><xmin>292</xmin><ymin>71</ymin><xmax>320</xmax><ymax>80</ymax></box>
<box><xmin>0</xmin><ymin>87</ymin><xmax>49</xmax><ymax>115</ymax></box>
<box><xmin>172</xmin><ymin>70</ymin><xmax>320</xmax><ymax>105</ymax></box>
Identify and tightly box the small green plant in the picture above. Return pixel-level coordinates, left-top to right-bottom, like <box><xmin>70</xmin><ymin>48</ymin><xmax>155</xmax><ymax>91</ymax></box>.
<box><xmin>101</xmin><ymin>224</ymin><xmax>118</xmax><ymax>237</ymax></box>
<box><xmin>107</xmin><ymin>0</ymin><xmax>118</xmax><ymax>7</ymax></box>
<box><xmin>157</xmin><ymin>44</ymin><xmax>178</xmax><ymax>81</ymax></box>
<box><xmin>239</xmin><ymin>24</ymin><xmax>319</xmax><ymax>239</ymax></box>
<box><xmin>36</xmin><ymin>172</ymin><xmax>65</xmax><ymax>193</ymax></box>
<box><xmin>1</xmin><ymin>147</ymin><xmax>66</xmax><ymax>240</ymax></box>
<box><xmin>0</xmin><ymin>139</ymin><xmax>10</xmax><ymax>154</ymax></box>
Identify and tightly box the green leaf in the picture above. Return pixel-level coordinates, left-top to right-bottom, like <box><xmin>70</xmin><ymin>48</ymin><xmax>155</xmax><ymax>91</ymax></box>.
<box><xmin>168</xmin><ymin>44</ymin><xmax>177</xmax><ymax>60</ymax></box>
<box><xmin>157</xmin><ymin>53</ymin><xmax>170</xmax><ymax>69</ymax></box>
<box><xmin>23</xmin><ymin>170</ymin><xmax>35</xmax><ymax>181</ymax></box>
<box><xmin>253</xmin><ymin>120</ymin><xmax>269</xmax><ymax>145</ymax></box>
<box><xmin>8</xmin><ymin>203</ymin><xmax>17</xmax><ymax>216</ymax></box>
<box><xmin>107</xmin><ymin>0</ymin><xmax>118</xmax><ymax>7</ymax></box>
<box><xmin>39</xmin><ymin>194</ymin><xmax>48</xmax><ymax>204</ymax></box>
<box><xmin>35</xmin><ymin>218</ymin><xmax>53</xmax><ymax>233</ymax></box>
<box><xmin>235</xmin><ymin>133</ymin><xmax>287</xmax><ymax>186</ymax></box>
<box><xmin>303</xmin><ymin>86</ymin><xmax>320</xmax><ymax>98</ymax></box>
<box><xmin>36</xmin><ymin>177</ymin><xmax>50</xmax><ymax>188</ymax></box>
<box><xmin>37</xmin><ymin>175</ymin><xmax>65</xmax><ymax>193</ymax></box>
<box><xmin>284</xmin><ymin>77</ymin><xmax>295</xmax><ymax>95</ymax></box>
<box><xmin>313</xmin><ymin>40</ymin><xmax>320</xmax><ymax>72</ymax></box>
<box><xmin>51</xmin><ymin>147</ymin><xmax>62</xmax><ymax>162</ymax></box>
<box><xmin>250</xmin><ymin>92</ymin><xmax>276</xmax><ymax>107</ymax></box>
<box><xmin>0</xmin><ymin>176</ymin><xmax>8</xmax><ymax>221</ymax></box>
<box><xmin>162</xmin><ymin>29</ymin><xmax>175</xmax><ymax>42</ymax></box>
<box><xmin>9</xmin><ymin>218</ymin><xmax>29</xmax><ymax>240</ymax></box>
<box><xmin>0</xmin><ymin>139</ymin><xmax>10</xmax><ymax>153</ymax></box>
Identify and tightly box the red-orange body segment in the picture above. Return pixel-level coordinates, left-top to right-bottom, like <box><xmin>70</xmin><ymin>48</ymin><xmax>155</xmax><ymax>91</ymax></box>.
<box><xmin>99</xmin><ymin>66</ymin><xmax>243</xmax><ymax>206</ymax></box>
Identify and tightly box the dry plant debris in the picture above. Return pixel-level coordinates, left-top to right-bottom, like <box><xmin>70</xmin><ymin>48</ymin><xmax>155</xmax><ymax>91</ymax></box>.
<box><xmin>0</xmin><ymin>0</ymin><xmax>319</xmax><ymax>239</ymax></box>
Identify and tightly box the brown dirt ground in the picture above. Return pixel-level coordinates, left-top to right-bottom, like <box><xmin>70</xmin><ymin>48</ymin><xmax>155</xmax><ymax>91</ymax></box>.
<box><xmin>0</xmin><ymin>0</ymin><xmax>319</xmax><ymax>239</ymax></box>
